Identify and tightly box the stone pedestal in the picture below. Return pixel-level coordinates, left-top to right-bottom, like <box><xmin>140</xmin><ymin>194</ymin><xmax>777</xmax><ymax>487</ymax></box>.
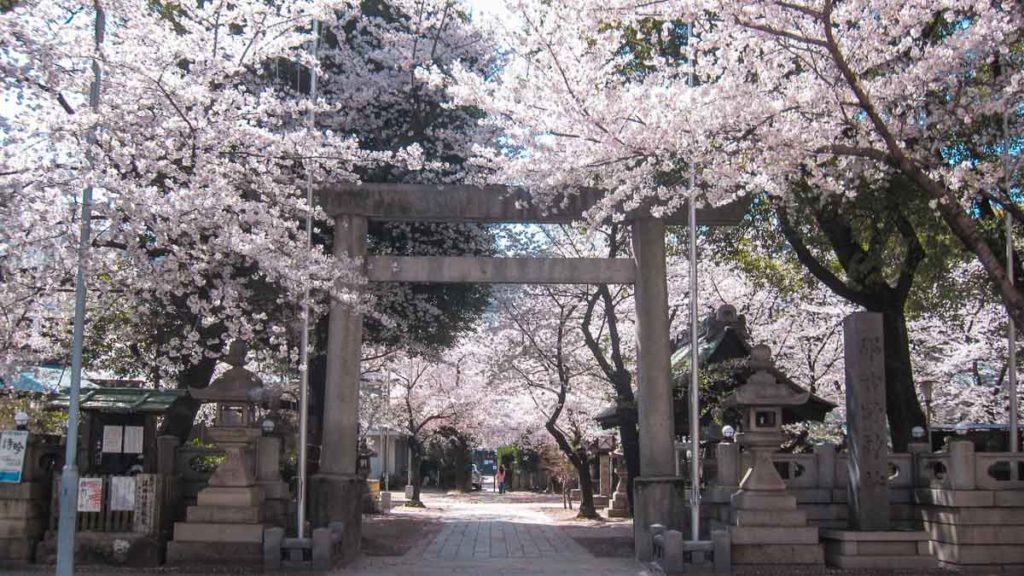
<box><xmin>256</xmin><ymin>436</ymin><xmax>288</xmax><ymax>527</ymax></box>
<box><xmin>633</xmin><ymin>476</ymin><xmax>686</xmax><ymax>561</ymax></box>
<box><xmin>606</xmin><ymin>457</ymin><xmax>630</xmax><ymax>518</ymax></box>
<box><xmin>728</xmin><ymin>447</ymin><xmax>824</xmax><ymax>565</ymax></box>
<box><xmin>309</xmin><ymin>473</ymin><xmax>363</xmax><ymax>564</ymax></box>
<box><xmin>821</xmin><ymin>529</ymin><xmax>935</xmax><ymax>569</ymax></box>
<box><xmin>167</xmin><ymin>428</ymin><xmax>265</xmax><ymax>566</ymax></box>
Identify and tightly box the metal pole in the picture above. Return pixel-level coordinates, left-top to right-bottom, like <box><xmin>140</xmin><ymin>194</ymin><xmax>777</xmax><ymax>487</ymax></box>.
<box><xmin>56</xmin><ymin>4</ymin><xmax>104</xmax><ymax>575</ymax></box>
<box><xmin>296</xmin><ymin>19</ymin><xmax>320</xmax><ymax>539</ymax></box>
<box><xmin>1005</xmin><ymin>105</ymin><xmax>1018</xmax><ymax>454</ymax></box>
<box><xmin>688</xmin><ymin>184</ymin><xmax>700</xmax><ymax>542</ymax></box>
<box><xmin>686</xmin><ymin>22</ymin><xmax>701</xmax><ymax>544</ymax></box>
<box><xmin>380</xmin><ymin>373</ymin><xmax>387</xmax><ymax>487</ymax></box>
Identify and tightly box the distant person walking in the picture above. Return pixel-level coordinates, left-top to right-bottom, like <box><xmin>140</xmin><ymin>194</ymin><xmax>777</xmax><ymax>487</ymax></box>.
<box><xmin>496</xmin><ymin>464</ymin><xmax>507</xmax><ymax>494</ymax></box>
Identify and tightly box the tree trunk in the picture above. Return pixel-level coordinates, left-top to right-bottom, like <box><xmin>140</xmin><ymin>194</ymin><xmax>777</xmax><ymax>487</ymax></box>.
<box><xmin>575</xmin><ymin>454</ymin><xmax>598</xmax><ymax>519</ymax></box>
<box><xmin>409</xmin><ymin>439</ymin><xmax>425</xmax><ymax>507</ymax></box>
<box><xmin>617</xmin><ymin>405</ymin><xmax>639</xmax><ymax>515</ymax></box>
<box><xmin>158</xmin><ymin>356</ymin><xmax>218</xmax><ymax>441</ymax></box>
<box><xmin>454</xmin><ymin>438</ymin><xmax>470</xmax><ymax>492</ymax></box>
<box><xmin>545</xmin><ymin>421</ymin><xmax>599</xmax><ymax>519</ymax></box>
<box><xmin>880</xmin><ymin>306</ymin><xmax>927</xmax><ymax>452</ymax></box>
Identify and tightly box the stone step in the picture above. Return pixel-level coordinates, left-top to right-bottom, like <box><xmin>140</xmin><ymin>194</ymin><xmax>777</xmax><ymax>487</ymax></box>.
<box><xmin>173</xmin><ymin>522</ymin><xmax>264</xmax><ymax>543</ymax></box>
<box><xmin>733</xmin><ymin>509</ymin><xmax>807</xmax><ymax>527</ymax></box>
<box><xmin>830</xmin><ymin>554</ymin><xmax>936</xmax><ymax>570</ymax></box>
<box><xmin>186</xmin><ymin>505</ymin><xmax>262</xmax><ymax>524</ymax></box>
<box><xmin>931</xmin><ymin>541</ymin><xmax>1024</xmax><ymax>565</ymax></box>
<box><xmin>282</xmin><ymin>537</ymin><xmax>312</xmax><ymax>549</ymax></box>
<box><xmin>920</xmin><ymin>507</ymin><xmax>1024</xmax><ymax>526</ymax></box>
<box><xmin>924</xmin><ymin>522</ymin><xmax>1024</xmax><ymax>545</ymax></box>
<box><xmin>731</xmin><ymin>526</ymin><xmax>818</xmax><ymax>545</ymax></box>
<box><xmin>196</xmin><ymin>486</ymin><xmax>263</xmax><ymax>508</ymax></box>
<box><xmin>730</xmin><ymin>491</ymin><xmax>797</xmax><ymax>510</ymax></box>
<box><xmin>165</xmin><ymin>541</ymin><xmax>262</xmax><ymax>566</ymax></box>
<box><xmin>732</xmin><ymin>543</ymin><xmax>824</xmax><ymax>565</ymax></box>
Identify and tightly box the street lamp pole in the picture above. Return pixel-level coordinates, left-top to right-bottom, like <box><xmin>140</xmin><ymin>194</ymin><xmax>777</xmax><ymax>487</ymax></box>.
<box><xmin>686</xmin><ymin>22</ymin><xmax>701</xmax><ymax>545</ymax></box>
<box><xmin>1004</xmin><ymin>105</ymin><xmax>1018</xmax><ymax>454</ymax></box>
<box><xmin>296</xmin><ymin>19</ymin><xmax>320</xmax><ymax>539</ymax></box>
<box><xmin>56</xmin><ymin>4</ymin><xmax>105</xmax><ymax>575</ymax></box>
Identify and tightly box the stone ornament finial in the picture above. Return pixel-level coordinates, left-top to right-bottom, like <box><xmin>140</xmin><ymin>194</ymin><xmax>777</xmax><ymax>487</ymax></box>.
<box><xmin>704</xmin><ymin>303</ymin><xmax>750</xmax><ymax>342</ymax></box>
<box><xmin>190</xmin><ymin>340</ymin><xmax>264</xmax><ymax>403</ymax></box>
<box><xmin>731</xmin><ymin>344</ymin><xmax>809</xmax><ymax>407</ymax></box>
<box><xmin>222</xmin><ymin>340</ymin><xmax>249</xmax><ymax>368</ymax></box>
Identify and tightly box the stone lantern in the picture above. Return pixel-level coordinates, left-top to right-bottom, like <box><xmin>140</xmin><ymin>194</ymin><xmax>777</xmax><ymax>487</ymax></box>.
<box><xmin>167</xmin><ymin>341</ymin><xmax>270</xmax><ymax>566</ymax></box>
<box><xmin>727</xmin><ymin>345</ymin><xmax>808</xmax><ymax>503</ymax></box>
<box><xmin>721</xmin><ymin>344</ymin><xmax>823</xmax><ymax>566</ymax></box>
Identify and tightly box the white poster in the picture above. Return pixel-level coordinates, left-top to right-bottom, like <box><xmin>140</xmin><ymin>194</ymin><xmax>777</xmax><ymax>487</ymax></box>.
<box><xmin>77</xmin><ymin>477</ymin><xmax>103</xmax><ymax>512</ymax></box>
<box><xmin>0</xmin><ymin>430</ymin><xmax>29</xmax><ymax>483</ymax></box>
<box><xmin>123</xmin><ymin>426</ymin><xmax>144</xmax><ymax>455</ymax></box>
<box><xmin>102</xmin><ymin>425</ymin><xmax>123</xmax><ymax>454</ymax></box>
<box><xmin>109</xmin><ymin>476</ymin><xmax>135</xmax><ymax>511</ymax></box>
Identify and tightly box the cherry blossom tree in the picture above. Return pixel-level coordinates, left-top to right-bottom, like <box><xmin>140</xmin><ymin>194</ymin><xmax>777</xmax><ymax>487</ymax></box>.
<box><xmin>484</xmin><ymin>284</ymin><xmax>609</xmax><ymax>518</ymax></box>
<box><xmin>374</xmin><ymin>349</ymin><xmax>483</xmax><ymax>505</ymax></box>
<box><xmin>0</xmin><ymin>1</ymin><xmax>499</xmax><ymax>437</ymax></box>
<box><xmin>453</xmin><ymin>0</ymin><xmax>1024</xmax><ymax>330</ymax></box>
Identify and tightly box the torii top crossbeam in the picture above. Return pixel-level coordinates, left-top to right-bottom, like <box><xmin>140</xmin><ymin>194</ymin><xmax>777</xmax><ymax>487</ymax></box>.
<box><xmin>317</xmin><ymin>182</ymin><xmax>747</xmax><ymax>226</ymax></box>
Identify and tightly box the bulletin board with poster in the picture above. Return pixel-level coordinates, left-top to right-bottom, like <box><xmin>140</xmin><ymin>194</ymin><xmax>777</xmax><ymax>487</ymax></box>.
<box><xmin>47</xmin><ymin>387</ymin><xmax>186</xmax><ymax>475</ymax></box>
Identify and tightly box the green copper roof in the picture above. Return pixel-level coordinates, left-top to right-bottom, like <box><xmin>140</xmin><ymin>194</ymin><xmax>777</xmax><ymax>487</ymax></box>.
<box><xmin>49</xmin><ymin>387</ymin><xmax>186</xmax><ymax>414</ymax></box>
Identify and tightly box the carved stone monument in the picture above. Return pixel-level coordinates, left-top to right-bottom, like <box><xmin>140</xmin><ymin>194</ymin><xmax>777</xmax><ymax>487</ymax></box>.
<box><xmin>167</xmin><ymin>341</ymin><xmax>268</xmax><ymax>566</ymax></box>
<box><xmin>820</xmin><ymin>313</ymin><xmax>935</xmax><ymax>570</ymax></box>
<box><xmin>725</xmin><ymin>345</ymin><xmax>824</xmax><ymax>565</ymax></box>
<box><xmin>842</xmin><ymin>312</ymin><xmax>890</xmax><ymax>531</ymax></box>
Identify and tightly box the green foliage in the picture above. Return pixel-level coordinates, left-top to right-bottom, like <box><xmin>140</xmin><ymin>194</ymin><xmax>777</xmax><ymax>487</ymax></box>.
<box><xmin>0</xmin><ymin>392</ymin><xmax>65</xmax><ymax>434</ymax></box>
<box><xmin>424</xmin><ymin>425</ymin><xmax>476</xmax><ymax>490</ymax></box>
<box><xmin>600</xmin><ymin>18</ymin><xmax>689</xmax><ymax>81</ymax></box>
<box><xmin>495</xmin><ymin>443</ymin><xmax>517</xmax><ymax>468</ymax></box>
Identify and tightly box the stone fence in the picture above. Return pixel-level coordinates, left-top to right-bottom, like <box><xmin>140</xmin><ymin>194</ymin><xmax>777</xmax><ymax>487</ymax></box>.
<box><xmin>700</xmin><ymin>440</ymin><xmax>1024</xmax><ymax>570</ymax></box>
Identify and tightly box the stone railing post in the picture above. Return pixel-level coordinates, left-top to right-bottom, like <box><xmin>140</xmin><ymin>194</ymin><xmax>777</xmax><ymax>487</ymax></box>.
<box><xmin>157</xmin><ymin>435</ymin><xmax>180</xmax><ymax>476</ymax></box>
<box><xmin>814</xmin><ymin>442</ymin><xmax>836</xmax><ymax>491</ymax></box>
<box><xmin>716</xmin><ymin>442</ymin><xmax>740</xmax><ymax>488</ymax></box>
<box><xmin>947</xmin><ymin>439</ymin><xmax>976</xmax><ymax>490</ymax></box>
<box><xmin>907</xmin><ymin>442</ymin><xmax>930</xmax><ymax>488</ymax></box>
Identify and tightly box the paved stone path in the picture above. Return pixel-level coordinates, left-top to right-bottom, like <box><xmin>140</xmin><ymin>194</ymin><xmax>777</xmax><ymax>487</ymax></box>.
<box><xmin>341</xmin><ymin>491</ymin><xmax>650</xmax><ymax>575</ymax></box>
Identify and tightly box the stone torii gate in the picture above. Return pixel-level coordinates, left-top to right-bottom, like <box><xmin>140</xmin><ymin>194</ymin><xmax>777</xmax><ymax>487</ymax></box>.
<box><xmin>309</xmin><ymin>183</ymin><xmax>745</xmax><ymax>560</ymax></box>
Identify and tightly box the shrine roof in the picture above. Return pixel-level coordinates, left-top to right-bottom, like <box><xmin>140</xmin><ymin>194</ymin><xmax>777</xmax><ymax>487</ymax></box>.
<box><xmin>49</xmin><ymin>387</ymin><xmax>186</xmax><ymax>414</ymax></box>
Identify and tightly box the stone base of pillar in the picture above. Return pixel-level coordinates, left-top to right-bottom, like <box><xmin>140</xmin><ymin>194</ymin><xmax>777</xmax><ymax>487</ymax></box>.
<box><xmin>820</xmin><ymin>529</ymin><xmax>935</xmax><ymax>570</ymax></box>
<box><xmin>309</xmin><ymin>473</ymin><xmax>363</xmax><ymax>565</ymax></box>
<box><xmin>633</xmin><ymin>476</ymin><xmax>686</xmax><ymax>562</ymax></box>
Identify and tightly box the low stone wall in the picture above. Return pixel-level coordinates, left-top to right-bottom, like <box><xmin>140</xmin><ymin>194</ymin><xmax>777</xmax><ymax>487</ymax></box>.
<box><xmin>916</xmin><ymin>441</ymin><xmax>1024</xmax><ymax>571</ymax></box>
<box><xmin>706</xmin><ymin>439</ymin><xmax>1024</xmax><ymax>570</ymax></box>
<box><xmin>0</xmin><ymin>434</ymin><xmax>59</xmax><ymax>565</ymax></box>
<box><xmin>0</xmin><ymin>482</ymin><xmax>48</xmax><ymax>564</ymax></box>
<box><xmin>707</xmin><ymin>442</ymin><xmax>918</xmax><ymax>530</ymax></box>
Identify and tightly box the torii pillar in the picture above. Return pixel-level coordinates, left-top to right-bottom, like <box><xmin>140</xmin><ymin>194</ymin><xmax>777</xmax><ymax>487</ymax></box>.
<box><xmin>631</xmin><ymin>218</ymin><xmax>685</xmax><ymax>560</ymax></box>
<box><xmin>309</xmin><ymin>213</ymin><xmax>366</xmax><ymax>560</ymax></box>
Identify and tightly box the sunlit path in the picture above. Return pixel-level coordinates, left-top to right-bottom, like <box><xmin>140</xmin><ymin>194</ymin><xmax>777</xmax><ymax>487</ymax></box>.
<box><xmin>344</xmin><ymin>490</ymin><xmax>650</xmax><ymax>576</ymax></box>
